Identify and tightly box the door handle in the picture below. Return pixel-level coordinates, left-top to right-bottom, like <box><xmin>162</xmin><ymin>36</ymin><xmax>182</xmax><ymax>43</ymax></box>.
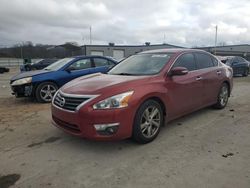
<box><xmin>217</xmin><ymin>70</ymin><xmax>222</xmax><ymax>75</ymax></box>
<box><xmin>196</xmin><ymin>76</ymin><xmax>203</xmax><ymax>81</ymax></box>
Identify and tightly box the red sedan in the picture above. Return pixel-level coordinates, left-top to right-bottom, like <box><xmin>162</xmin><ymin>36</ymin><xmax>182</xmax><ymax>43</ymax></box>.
<box><xmin>51</xmin><ymin>49</ymin><xmax>233</xmax><ymax>144</ymax></box>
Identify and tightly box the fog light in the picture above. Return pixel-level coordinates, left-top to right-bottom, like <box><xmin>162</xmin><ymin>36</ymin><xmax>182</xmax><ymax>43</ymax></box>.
<box><xmin>94</xmin><ymin>123</ymin><xmax>119</xmax><ymax>135</ymax></box>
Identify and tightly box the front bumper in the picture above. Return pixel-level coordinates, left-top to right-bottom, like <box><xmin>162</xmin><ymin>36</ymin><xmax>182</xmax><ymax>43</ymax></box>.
<box><xmin>11</xmin><ymin>84</ymin><xmax>33</xmax><ymax>97</ymax></box>
<box><xmin>51</xmin><ymin>103</ymin><xmax>135</xmax><ymax>141</ymax></box>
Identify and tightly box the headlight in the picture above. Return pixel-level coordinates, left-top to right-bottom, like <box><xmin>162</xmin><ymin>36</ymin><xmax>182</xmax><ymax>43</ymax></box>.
<box><xmin>11</xmin><ymin>77</ymin><xmax>32</xmax><ymax>86</ymax></box>
<box><xmin>93</xmin><ymin>91</ymin><xmax>134</xmax><ymax>109</ymax></box>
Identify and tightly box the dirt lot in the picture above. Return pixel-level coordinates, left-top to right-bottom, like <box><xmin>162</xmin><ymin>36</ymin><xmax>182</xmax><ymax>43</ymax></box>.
<box><xmin>0</xmin><ymin>68</ymin><xmax>250</xmax><ymax>188</ymax></box>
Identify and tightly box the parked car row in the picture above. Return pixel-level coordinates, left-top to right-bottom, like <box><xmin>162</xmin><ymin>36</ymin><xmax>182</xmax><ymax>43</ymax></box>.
<box><xmin>10</xmin><ymin>49</ymin><xmax>234</xmax><ymax>143</ymax></box>
<box><xmin>218</xmin><ymin>56</ymin><xmax>250</xmax><ymax>76</ymax></box>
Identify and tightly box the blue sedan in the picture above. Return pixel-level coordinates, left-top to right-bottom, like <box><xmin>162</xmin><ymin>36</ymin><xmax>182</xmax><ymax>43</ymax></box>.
<box><xmin>221</xmin><ymin>56</ymin><xmax>250</xmax><ymax>76</ymax></box>
<box><xmin>10</xmin><ymin>56</ymin><xmax>118</xmax><ymax>102</ymax></box>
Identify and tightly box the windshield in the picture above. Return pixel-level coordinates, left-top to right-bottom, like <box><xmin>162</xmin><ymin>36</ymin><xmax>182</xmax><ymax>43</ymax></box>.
<box><xmin>108</xmin><ymin>53</ymin><xmax>173</xmax><ymax>75</ymax></box>
<box><xmin>225</xmin><ymin>58</ymin><xmax>233</xmax><ymax>66</ymax></box>
<box><xmin>31</xmin><ymin>59</ymin><xmax>43</xmax><ymax>65</ymax></box>
<box><xmin>44</xmin><ymin>58</ymin><xmax>73</xmax><ymax>71</ymax></box>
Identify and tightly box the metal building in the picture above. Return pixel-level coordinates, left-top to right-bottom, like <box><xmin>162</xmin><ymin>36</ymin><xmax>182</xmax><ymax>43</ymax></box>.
<box><xmin>196</xmin><ymin>44</ymin><xmax>250</xmax><ymax>60</ymax></box>
<box><xmin>83</xmin><ymin>43</ymin><xmax>183</xmax><ymax>60</ymax></box>
<box><xmin>56</xmin><ymin>43</ymin><xmax>250</xmax><ymax>61</ymax></box>
<box><xmin>57</xmin><ymin>42</ymin><xmax>183</xmax><ymax>60</ymax></box>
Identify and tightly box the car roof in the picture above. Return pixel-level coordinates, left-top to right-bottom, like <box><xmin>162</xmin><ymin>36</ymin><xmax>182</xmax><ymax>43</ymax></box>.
<box><xmin>216</xmin><ymin>56</ymin><xmax>232</xmax><ymax>60</ymax></box>
<box><xmin>139</xmin><ymin>48</ymin><xmax>207</xmax><ymax>54</ymax></box>
<box><xmin>71</xmin><ymin>55</ymin><xmax>117</xmax><ymax>61</ymax></box>
<box><xmin>217</xmin><ymin>56</ymin><xmax>245</xmax><ymax>61</ymax></box>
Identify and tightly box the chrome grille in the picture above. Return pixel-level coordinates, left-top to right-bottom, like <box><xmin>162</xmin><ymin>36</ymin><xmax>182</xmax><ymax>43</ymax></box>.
<box><xmin>53</xmin><ymin>92</ymin><xmax>90</xmax><ymax>112</ymax></box>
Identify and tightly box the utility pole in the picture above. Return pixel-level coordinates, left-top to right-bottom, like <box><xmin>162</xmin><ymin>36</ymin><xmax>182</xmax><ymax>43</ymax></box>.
<box><xmin>89</xmin><ymin>26</ymin><xmax>92</xmax><ymax>45</ymax></box>
<box><xmin>81</xmin><ymin>33</ymin><xmax>85</xmax><ymax>55</ymax></box>
<box><xmin>81</xmin><ymin>33</ymin><xmax>84</xmax><ymax>45</ymax></box>
<box><xmin>20</xmin><ymin>42</ymin><xmax>23</xmax><ymax>59</ymax></box>
<box><xmin>214</xmin><ymin>25</ymin><xmax>218</xmax><ymax>55</ymax></box>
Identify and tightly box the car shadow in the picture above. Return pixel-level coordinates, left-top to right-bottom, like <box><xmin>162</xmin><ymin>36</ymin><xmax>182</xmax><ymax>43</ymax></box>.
<box><xmin>3</xmin><ymin>96</ymin><xmax>224</xmax><ymax>153</ymax></box>
<box><xmin>54</xmin><ymin>131</ymin><xmax>139</xmax><ymax>154</ymax></box>
<box><xmin>51</xmin><ymin>107</ymin><xmax>215</xmax><ymax>154</ymax></box>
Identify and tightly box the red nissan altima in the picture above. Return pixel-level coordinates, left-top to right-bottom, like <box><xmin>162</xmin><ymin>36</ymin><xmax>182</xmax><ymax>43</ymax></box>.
<box><xmin>51</xmin><ymin>49</ymin><xmax>233</xmax><ymax>143</ymax></box>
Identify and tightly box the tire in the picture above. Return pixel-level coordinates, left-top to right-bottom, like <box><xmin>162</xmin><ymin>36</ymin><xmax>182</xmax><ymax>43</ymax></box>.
<box><xmin>242</xmin><ymin>69</ymin><xmax>249</xmax><ymax>77</ymax></box>
<box><xmin>213</xmin><ymin>83</ymin><xmax>229</xmax><ymax>109</ymax></box>
<box><xmin>35</xmin><ymin>82</ymin><xmax>58</xmax><ymax>103</ymax></box>
<box><xmin>132</xmin><ymin>100</ymin><xmax>164</xmax><ymax>144</ymax></box>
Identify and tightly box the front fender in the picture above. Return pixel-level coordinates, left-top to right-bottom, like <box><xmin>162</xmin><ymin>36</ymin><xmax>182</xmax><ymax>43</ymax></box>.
<box><xmin>131</xmin><ymin>83</ymin><xmax>171</xmax><ymax>118</ymax></box>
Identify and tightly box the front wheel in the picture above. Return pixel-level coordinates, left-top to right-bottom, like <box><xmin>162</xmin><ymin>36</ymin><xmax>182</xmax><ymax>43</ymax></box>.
<box><xmin>35</xmin><ymin>82</ymin><xmax>58</xmax><ymax>103</ymax></box>
<box><xmin>132</xmin><ymin>100</ymin><xmax>164</xmax><ymax>144</ymax></box>
<box><xmin>213</xmin><ymin>83</ymin><xmax>229</xmax><ymax>109</ymax></box>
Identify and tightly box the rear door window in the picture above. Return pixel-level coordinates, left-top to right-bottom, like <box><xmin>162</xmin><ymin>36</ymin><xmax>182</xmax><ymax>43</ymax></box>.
<box><xmin>93</xmin><ymin>58</ymin><xmax>109</xmax><ymax>67</ymax></box>
<box><xmin>68</xmin><ymin>58</ymin><xmax>92</xmax><ymax>71</ymax></box>
<box><xmin>108</xmin><ymin>60</ymin><xmax>116</xmax><ymax>66</ymax></box>
<box><xmin>173</xmin><ymin>53</ymin><xmax>196</xmax><ymax>71</ymax></box>
<box><xmin>195</xmin><ymin>53</ymin><xmax>214</xmax><ymax>69</ymax></box>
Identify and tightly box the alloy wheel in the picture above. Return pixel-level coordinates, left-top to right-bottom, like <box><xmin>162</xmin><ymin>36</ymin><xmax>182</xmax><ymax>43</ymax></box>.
<box><xmin>40</xmin><ymin>84</ymin><xmax>57</xmax><ymax>102</ymax></box>
<box><xmin>140</xmin><ymin>106</ymin><xmax>161</xmax><ymax>138</ymax></box>
<box><xmin>219</xmin><ymin>85</ymin><xmax>228</xmax><ymax>107</ymax></box>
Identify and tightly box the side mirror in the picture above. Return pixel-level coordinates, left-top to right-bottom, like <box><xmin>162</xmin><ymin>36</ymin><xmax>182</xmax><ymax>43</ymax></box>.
<box><xmin>169</xmin><ymin>67</ymin><xmax>188</xmax><ymax>76</ymax></box>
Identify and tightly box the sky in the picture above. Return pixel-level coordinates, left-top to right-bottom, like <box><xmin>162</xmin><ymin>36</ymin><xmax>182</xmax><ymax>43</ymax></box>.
<box><xmin>0</xmin><ymin>0</ymin><xmax>250</xmax><ymax>47</ymax></box>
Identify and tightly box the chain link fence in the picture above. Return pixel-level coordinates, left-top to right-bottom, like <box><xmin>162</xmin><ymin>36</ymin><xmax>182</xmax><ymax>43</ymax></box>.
<box><xmin>0</xmin><ymin>58</ymin><xmax>42</xmax><ymax>67</ymax></box>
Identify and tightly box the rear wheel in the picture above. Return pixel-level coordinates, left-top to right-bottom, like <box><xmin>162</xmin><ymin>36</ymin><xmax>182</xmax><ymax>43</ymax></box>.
<box><xmin>132</xmin><ymin>100</ymin><xmax>164</xmax><ymax>144</ymax></box>
<box><xmin>213</xmin><ymin>83</ymin><xmax>229</xmax><ymax>109</ymax></box>
<box><xmin>35</xmin><ymin>82</ymin><xmax>58</xmax><ymax>103</ymax></box>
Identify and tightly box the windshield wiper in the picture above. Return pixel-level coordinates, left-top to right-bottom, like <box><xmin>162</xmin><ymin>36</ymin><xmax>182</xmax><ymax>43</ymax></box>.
<box><xmin>113</xmin><ymin>73</ymin><xmax>135</xmax><ymax>76</ymax></box>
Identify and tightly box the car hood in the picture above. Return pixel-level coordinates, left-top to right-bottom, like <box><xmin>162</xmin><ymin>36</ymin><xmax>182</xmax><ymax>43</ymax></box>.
<box><xmin>10</xmin><ymin>69</ymin><xmax>50</xmax><ymax>81</ymax></box>
<box><xmin>61</xmin><ymin>73</ymin><xmax>151</xmax><ymax>95</ymax></box>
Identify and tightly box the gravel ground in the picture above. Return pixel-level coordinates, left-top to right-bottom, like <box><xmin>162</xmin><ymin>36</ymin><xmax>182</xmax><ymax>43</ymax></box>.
<box><xmin>0</xmin><ymin>68</ymin><xmax>250</xmax><ymax>188</ymax></box>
